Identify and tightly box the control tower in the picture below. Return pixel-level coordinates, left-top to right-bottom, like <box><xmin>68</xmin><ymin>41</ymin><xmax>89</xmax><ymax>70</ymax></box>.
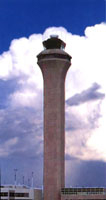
<box><xmin>37</xmin><ymin>35</ymin><xmax>72</xmax><ymax>200</ymax></box>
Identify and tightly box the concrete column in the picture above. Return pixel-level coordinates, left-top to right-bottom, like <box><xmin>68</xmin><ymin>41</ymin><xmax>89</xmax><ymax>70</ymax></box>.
<box><xmin>37</xmin><ymin>37</ymin><xmax>71</xmax><ymax>200</ymax></box>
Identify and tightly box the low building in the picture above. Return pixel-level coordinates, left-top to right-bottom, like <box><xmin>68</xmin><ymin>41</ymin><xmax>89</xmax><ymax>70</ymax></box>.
<box><xmin>61</xmin><ymin>187</ymin><xmax>106</xmax><ymax>200</ymax></box>
<box><xmin>0</xmin><ymin>185</ymin><xmax>42</xmax><ymax>200</ymax></box>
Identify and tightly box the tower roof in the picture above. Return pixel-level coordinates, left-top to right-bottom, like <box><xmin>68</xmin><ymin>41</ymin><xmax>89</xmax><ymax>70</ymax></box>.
<box><xmin>43</xmin><ymin>35</ymin><xmax>66</xmax><ymax>50</ymax></box>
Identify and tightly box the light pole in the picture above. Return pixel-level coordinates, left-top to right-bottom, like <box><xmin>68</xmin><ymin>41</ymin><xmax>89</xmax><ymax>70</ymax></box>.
<box><xmin>14</xmin><ymin>169</ymin><xmax>18</xmax><ymax>187</ymax></box>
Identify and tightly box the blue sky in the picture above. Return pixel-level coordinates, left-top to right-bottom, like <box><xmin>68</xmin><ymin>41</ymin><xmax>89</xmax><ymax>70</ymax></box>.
<box><xmin>0</xmin><ymin>0</ymin><xmax>106</xmax><ymax>188</ymax></box>
<box><xmin>0</xmin><ymin>0</ymin><xmax>105</xmax><ymax>53</ymax></box>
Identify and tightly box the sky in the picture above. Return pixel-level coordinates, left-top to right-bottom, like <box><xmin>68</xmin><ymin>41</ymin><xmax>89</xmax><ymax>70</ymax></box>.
<box><xmin>0</xmin><ymin>0</ymin><xmax>106</xmax><ymax>188</ymax></box>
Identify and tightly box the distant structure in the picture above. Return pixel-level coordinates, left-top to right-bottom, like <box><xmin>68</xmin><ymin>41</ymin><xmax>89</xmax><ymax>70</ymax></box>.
<box><xmin>61</xmin><ymin>187</ymin><xmax>106</xmax><ymax>200</ymax></box>
<box><xmin>37</xmin><ymin>36</ymin><xmax>71</xmax><ymax>200</ymax></box>
<box><xmin>14</xmin><ymin>169</ymin><xmax>18</xmax><ymax>187</ymax></box>
<box><xmin>0</xmin><ymin>185</ymin><xmax>42</xmax><ymax>200</ymax></box>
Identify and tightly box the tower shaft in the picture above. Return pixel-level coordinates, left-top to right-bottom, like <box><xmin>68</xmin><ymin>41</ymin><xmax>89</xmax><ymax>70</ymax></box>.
<box><xmin>37</xmin><ymin>39</ymin><xmax>71</xmax><ymax>200</ymax></box>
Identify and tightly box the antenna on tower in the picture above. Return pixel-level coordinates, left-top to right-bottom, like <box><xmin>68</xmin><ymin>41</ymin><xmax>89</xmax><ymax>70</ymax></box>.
<box><xmin>0</xmin><ymin>168</ymin><xmax>1</xmax><ymax>192</ymax></box>
<box><xmin>28</xmin><ymin>178</ymin><xmax>30</xmax><ymax>187</ymax></box>
<box><xmin>23</xmin><ymin>176</ymin><xmax>25</xmax><ymax>186</ymax></box>
<box><xmin>31</xmin><ymin>172</ymin><xmax>34</xmax><ymax>188</ymax></box>
<box><xmin>14</xmin><ymin>169</ymin><xmax>18</xmax><ymax>187</ymax></box>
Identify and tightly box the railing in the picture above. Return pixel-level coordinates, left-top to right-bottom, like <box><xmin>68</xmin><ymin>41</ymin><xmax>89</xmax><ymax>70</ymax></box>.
<box><xmin>61</xmin><ymin>188</ymin><xmax>106</xmax><ymax>195</ymax></box>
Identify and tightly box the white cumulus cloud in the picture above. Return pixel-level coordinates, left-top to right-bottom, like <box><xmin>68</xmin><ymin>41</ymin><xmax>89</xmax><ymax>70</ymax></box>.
<box><xmin>0</xmin><ymin>23</ymin><xmax>106</xmax><ymax>162</ymax></box>
<box><xmin>0</xmin><ymin>137</ymin><xmax>18</xmax><ymax>157</ymax></box>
